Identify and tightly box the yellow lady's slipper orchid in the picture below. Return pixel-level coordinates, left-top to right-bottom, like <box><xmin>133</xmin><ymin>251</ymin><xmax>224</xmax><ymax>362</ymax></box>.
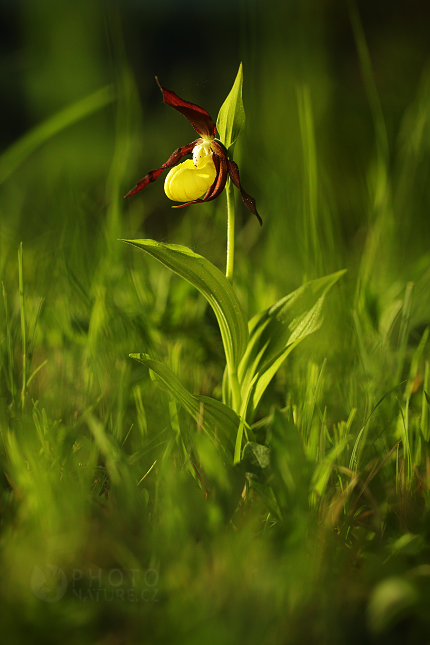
<box><xmin>125</xmin><ymin>79</ymin><xmax>261</xmax><ymax>225</ymax></box>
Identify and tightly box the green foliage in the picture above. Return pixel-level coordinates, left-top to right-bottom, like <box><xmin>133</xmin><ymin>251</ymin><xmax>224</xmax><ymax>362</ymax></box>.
<box><xmin>129</xmin><ymin>352</ymin><xmax>239</xmax><ymax>458</ymax></box>
<box><xmin>125</xmin><ymin>235</ymin><xmax>345</xmax><ymax>465</ymax></box>
<box><xmin>2</xmin><ymin>2</ymin><xmax>430</xmax><ymax>644</ymax></box>
<box><xmin>123</xmin><ymin>239</ymin><xmax>248</xmax><ymax>373</ymax></box>
<box><xmin>216</xmin><ymin>62</ymin><xmax>245</xmax><ymax>154</ymax></box>
<box><xmin>236</xmin><ymin>270</ymin><xmax>346</xmax><ymax>422</ymax></box>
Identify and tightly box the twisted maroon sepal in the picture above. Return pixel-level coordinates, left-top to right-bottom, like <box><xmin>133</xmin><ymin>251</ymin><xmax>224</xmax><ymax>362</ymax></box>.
<box><xmin>156</xmin><ymin>78</ymin><xmax>217</xmax><ymax>139</ymax></box>
<box><xmin>124</xmin><ymin>141</ymin><xmax>198</xmax><ymax>198</ymax></box>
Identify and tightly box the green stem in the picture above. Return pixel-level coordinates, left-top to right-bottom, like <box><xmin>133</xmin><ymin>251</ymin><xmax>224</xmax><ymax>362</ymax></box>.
<box><xmin>225</xmin><ymin>178</ymin><xmax>241</xmax><ymax>413</ymax></box>
<box><xmin>225</xmin><ymin>178</ymin><xmax>235</xmax><ymax>282</ymax></box>
<box><xmin>229</xmin><ymin>367</ymin><xmax>241</xmax><ymax>415</ymax></box>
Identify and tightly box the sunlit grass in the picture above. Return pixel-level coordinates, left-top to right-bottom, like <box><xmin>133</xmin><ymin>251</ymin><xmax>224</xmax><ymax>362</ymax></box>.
<box><xmin>1</xmin><ymin>2</ymin><xmax>430</xmax><ymax>643</ymax></box>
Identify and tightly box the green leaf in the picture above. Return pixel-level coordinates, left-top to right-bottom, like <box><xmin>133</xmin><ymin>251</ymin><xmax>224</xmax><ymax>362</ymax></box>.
<box><xmin>123</xmin><ymin>239</ymin><xmax>248</xmax><ymax>371</ymax></box>
<box><xmin>0</xmin><ymin>85</ymin><xmax>114</xmax><ymax>186</ymax></box>
<box><xmin>216</xmin><ymin>63</ymin><xmax>245</xmax><ymax>152</ymax></box>
<box><xmin>242</xmin><ymin>441</ymin><xmax>271</xmax><ymax>479</ymax></box>
<box><xmin>239</xmin><ymin>270</ymin><xmax>346</xmax><ymax>422</ymax></box>
<box><xmin>312</xmin><ymin>437</ymin><xmax>350</xmax><ymax>499</ymax></box>
<box><xmin>233</xmin><ymin>373</ymin><xmax>257</xmax><ymax>464</ymax></box>
<box><xmin>130</xmin><ymin>353</ymin><xmax>240</xmax><ymax>458</ymax></box>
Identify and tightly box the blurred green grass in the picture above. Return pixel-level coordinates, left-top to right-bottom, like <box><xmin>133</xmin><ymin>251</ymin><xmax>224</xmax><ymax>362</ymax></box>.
<box><xmin>2</xmin><ymin>0</ymin><xmax>430</xmax><ymax>643</ymax></box>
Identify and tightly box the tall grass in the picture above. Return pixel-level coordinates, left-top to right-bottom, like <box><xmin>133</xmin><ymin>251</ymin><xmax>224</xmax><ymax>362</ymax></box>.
<box><xmin>1</xmin><ymin>1</ymin><xmax>430</xmax><ymax>643</ymax></box>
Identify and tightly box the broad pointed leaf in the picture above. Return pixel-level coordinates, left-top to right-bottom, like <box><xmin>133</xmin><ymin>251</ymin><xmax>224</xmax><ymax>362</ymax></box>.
<box><xmin>240</xmin><ymin>270</ymin><xmax>346</xmax><ymax>422</ymax></box>
<box><xmin>123</xmin><ymin>240</ymin><xmax>248</xmax><ymax>371</ymax></box>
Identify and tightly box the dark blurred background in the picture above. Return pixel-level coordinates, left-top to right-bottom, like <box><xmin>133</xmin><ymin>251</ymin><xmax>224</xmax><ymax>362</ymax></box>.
<box><xmin>1</xmin><ymin>0</ymin><xmax>430</xmax><ymax>296</ymax></box>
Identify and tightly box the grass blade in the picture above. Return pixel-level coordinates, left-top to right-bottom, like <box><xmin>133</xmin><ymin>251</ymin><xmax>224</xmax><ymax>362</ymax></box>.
<box><xmin>0</xmin><ymin>86</ymin><xmax>115</xmax><ymax>185</ymax></box>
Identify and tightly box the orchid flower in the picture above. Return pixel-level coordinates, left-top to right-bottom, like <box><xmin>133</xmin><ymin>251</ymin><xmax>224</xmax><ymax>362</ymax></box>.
<box><xmin>125</xmin><ymin>79</ymin><xmax>262</xmax><ymax>226</ymax></box>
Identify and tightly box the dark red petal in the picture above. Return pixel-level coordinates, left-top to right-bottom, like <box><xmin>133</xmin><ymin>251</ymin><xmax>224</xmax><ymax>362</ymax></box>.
<box><xmin>172</xmin><ymin>155</ymin><xmax>229</xmax><ymax>209</ymax></box>
<box><xmin>124</xmin><ymin>141</ymin><xmax>198</xmax><ymax>198</ymax></box>
<box><xmin>204</xmin><ymin>155</ymin><xmax>228</xmax><ymax>200</ymax></box>
<box><xmin>227</xmin><ymin>159</ymin><xmax>262</xmax><ymax>225</ymax></box>
<box><xmin>156</xmin><ymin>78</ymin><xmax>217</xmax><ymax>139</ymax></box>
<box><xmin>211</xmin><ymin>140</ymin><xmax>228</xmax><ymax>158</ymax></box>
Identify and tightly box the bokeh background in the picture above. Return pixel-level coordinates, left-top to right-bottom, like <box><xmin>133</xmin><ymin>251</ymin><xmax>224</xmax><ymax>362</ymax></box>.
<box><xmin>3</xmin><ymin>0</ymin><xmax>430</xmax><ymax>261</ymax></box>
<box><xmin>2</xmin><ymin>0</ymin><xmax>430</xmax><ymax>415</ymax></box>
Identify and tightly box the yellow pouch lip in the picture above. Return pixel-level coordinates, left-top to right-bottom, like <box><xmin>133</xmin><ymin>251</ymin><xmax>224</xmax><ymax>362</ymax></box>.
<box><xmin>164</xmin><ymin>156</ymin><xmax>217</xmax><ymax>202</ymax></box>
